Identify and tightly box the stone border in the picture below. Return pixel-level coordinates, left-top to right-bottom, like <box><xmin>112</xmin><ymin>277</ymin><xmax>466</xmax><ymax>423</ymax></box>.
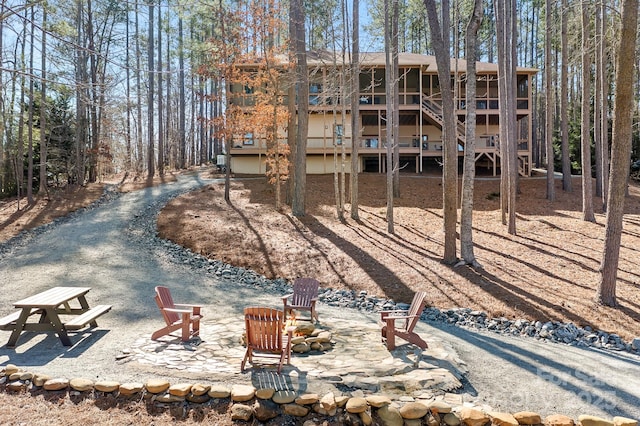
<box><xmin>1</xmin><ymin>364</ymin><xmax>637</xmax><ymax>425</ymax></box>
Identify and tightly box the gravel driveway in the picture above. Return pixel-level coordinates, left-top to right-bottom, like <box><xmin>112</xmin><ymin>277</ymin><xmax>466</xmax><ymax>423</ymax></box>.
<box><xmin>0</xmin><ymin>169</ymin><xmax>639</xmax><ymax>420</ymax></box>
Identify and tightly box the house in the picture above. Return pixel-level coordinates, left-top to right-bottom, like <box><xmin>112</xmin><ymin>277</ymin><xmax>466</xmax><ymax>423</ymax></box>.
<box><xmin>228</xmin><ymin>51</ymin><xmax>537</xmax><ymax>176</ymax></box>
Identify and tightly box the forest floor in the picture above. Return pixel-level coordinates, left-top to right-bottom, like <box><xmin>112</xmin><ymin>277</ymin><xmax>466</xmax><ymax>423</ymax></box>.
<box><xmin>160</xmin><ymin>170</ymin><xmax>640</xmax><ymax>342</ymax></box>
<box><xmin>1</xmin><ymin>168</ymin><xmax>640</xmax><ymax>424</ymax></box>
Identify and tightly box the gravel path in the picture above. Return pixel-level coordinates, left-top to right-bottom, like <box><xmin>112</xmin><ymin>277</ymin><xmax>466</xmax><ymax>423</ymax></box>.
<box><xmin>0</xmin><ymin>169</ymin><xmax>639</xmax><ymax>419</ymax></box>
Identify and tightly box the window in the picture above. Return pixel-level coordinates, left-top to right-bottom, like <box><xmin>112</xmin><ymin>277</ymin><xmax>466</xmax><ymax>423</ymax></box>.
<box><xmin>243</xmin><ymin>133</ymin><xmax>254</xmax><ymax>145</ymax></box>
<box><xmin>334</xmin><ymin>124</ymin><xmax>343</xmax><ymax>145</ymax></box>
<box><xmin>309</xmin><ymin>83</ymin><xmax>322</xmax><ymax>105</ymax></box>
<box><xmin>374</xmin><ymin>68</ymin><xmax>386</xmax><ymax>93</ymax></box>
<box><xmin>517</xmin><ymin>75</ymin><xmax>528</xmax><ymax>98</ymax></box>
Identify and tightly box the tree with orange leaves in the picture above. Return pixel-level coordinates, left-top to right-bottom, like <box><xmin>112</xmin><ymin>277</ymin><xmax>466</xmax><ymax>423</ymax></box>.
<box><xmin>199</xmin><ymin>0</ymin><xmax>291</xmax><ymax>208</ymax></box>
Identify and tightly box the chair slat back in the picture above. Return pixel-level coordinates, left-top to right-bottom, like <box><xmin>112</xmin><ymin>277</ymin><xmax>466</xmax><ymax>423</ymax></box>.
<box><xmin>155</xmin><ymin>286</ymin><xmax>179</xmax><ymax>325</ymax></box>
<box><xmin>291</xmin><ymin>278</ymin><xmax>319</xmax><ymax>306</ymax></box>
<box><xmin>244</xmin><ymin>307</ymin><xmax>283</xmax><ymax>352</ymax></box>
<box><xmin>405</xmin><ymin>291</ymin><xmax>427</xmax><ymax>332</ymax></box>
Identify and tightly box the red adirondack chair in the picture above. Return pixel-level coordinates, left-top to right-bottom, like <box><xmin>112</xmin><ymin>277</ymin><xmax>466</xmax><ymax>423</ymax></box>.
<box><xmin>241</xmin><ymin>307</ymin><xmax>293</xmax><ymax>374</ymax></box>
<box><xmin>282</xmin><ymin>277</ymin><xmax>319</xmax><ymax>323</ymax></box>
<box><xmin>380</xmin><ymin>291</ymin><xmax>428</xmax><ymax>351</ymax></box>
<box><xmin>151</xmin><ymin>286</ymin><xmax>203</xmax><ymax>342</ymax></box>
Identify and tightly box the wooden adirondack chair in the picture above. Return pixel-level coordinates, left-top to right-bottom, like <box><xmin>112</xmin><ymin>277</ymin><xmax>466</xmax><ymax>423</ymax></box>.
<box><xmin>380</xmin><ymin>291</ymin><xmax>428</xmax><ymax>351</ymax></box>
<box><xmin>282</xmin><ymin>277</ymin><xmax>319</xmax><ymax>323</ymax></box>
<box><xmin>151</xmin><ymin>286</ymin><xmax>203</xmax><ymax>342</ymax></box>
<box><xmin>241</xmin><ymin>307</ymin><xmax>293</xmax><ymax>374</ymax></box>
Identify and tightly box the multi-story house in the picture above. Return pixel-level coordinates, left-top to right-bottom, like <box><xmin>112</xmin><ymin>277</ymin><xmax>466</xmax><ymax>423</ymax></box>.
<box><xmin>228</xmin><ymin>51</ymin><xmax>537</xmax><ymax>176</ymax></box>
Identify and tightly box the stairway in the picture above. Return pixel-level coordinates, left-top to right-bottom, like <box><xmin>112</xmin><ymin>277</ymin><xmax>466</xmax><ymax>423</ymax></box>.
<box><xmin>420</xmin><ymin>95</ymin><xmax>466</xmax><ymax>144</ymax></box>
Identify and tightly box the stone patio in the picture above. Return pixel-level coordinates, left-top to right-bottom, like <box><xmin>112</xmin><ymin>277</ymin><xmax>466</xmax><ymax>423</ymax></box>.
<box><xmin>123</xmin><ymin>314</ymin><xmax>467</xmax><ymax>399</ymax></box>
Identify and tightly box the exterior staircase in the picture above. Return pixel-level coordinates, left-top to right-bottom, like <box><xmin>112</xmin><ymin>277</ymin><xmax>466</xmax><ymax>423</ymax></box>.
<box><xmin>421</xmin><ymin>94</ymin><xmax>529</xmax><ymax>176</ymax></box>
<box><xmin>420</xmin><ymin>95</ymin><xmax>466</xmax><ymax>144</ymax></box>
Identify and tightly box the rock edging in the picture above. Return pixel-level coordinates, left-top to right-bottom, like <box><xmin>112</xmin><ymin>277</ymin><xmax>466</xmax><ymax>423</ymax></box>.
<box><xmin>2</xmin><ymin>364</ymin><xmax>638</xmax><ymax>425</ymax></box>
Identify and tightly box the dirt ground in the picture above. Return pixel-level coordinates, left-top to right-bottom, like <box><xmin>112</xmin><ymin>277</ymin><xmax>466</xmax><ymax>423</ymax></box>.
<box><xmin>2</xmin><ymin>169</ymin><xmax>640</xmax><ymax>424</ymax></box>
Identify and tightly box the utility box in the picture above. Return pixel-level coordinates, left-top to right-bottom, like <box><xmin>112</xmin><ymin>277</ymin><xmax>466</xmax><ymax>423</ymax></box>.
<box><xmin>216</xmin><ymin>155</ymin><xmax>226</xmax><ymax>172</ymax></box>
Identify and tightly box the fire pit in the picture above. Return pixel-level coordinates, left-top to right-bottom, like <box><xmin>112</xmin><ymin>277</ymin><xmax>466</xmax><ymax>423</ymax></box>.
<box><xmin>286</xmin><ymin>312</ymin><xmax>334</xmax><ymax>354</ymax></box>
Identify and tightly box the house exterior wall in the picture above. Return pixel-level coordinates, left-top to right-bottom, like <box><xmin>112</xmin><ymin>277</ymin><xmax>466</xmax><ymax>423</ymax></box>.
<box><xmin>229</xmin><ymin>52</ymin><xmax>537</xmax><ymax>176</ymax></box>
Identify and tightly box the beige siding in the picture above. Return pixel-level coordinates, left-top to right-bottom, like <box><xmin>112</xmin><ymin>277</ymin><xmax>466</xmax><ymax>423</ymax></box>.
<box><xmin>230</xmin><ymin>156</ymin><xmax>265</xmax><ymax>174</ymax></box>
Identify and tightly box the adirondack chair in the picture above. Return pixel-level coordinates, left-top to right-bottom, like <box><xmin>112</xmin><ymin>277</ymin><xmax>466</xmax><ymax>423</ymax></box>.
<box><xmin>241</xmin><ymin>307</ymin><xmax>293</xmax><ymax>374</ymax></box>
<box><xmin>282</xmin><ymin>277</ymin><xmax>319</xmax><ymax>323</ymax></box>
<box><xmin>380</xmin><ymin>291</ymin><xmax>428</xmax><ymax>351</ymax></box>
<box><xmin>151</xmin><ymin>286</ymin><xmax>203</xmax><ymax>342</ymax></box>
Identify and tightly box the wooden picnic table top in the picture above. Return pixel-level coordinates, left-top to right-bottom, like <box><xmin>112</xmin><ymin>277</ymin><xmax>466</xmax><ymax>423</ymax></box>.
<box><xmin>13</xmin><ymin>287</ymin><xmax>91</xmax><ymax>309</ymax></box>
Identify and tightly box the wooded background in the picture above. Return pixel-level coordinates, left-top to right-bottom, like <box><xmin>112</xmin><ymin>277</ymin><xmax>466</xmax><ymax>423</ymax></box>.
<box><xmin>0</xmin><ymin>0</ymin><xmax>638</xmax><ymax>306</ymax></box>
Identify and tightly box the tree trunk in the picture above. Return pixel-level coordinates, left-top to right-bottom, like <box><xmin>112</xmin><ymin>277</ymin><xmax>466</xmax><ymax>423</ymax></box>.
<box><xmin>165</xmin><ymin>9</ymin><xmax>173</xmax><ymax>170</ymax></box>
<box><xmin>392</xmin><ymin>0</ymin><xmax>400</xmax><ymax>199</ymax></box>
<box><xmin>17</xmin><ymin>11</ymin><xmax>26</xmax><ymax>202</ymax></box>
<box><xmin>560</xmin><ymin>0</ymin><xmax>571</xmax><ymax>191</ymax></box>
<box><xmin>424</xmin><ymin>0</ymin><xmax>457</xmax><ymax>263</ymax></box>
<box><xmin>87</xmin><ymin>0</ymin><xmax>99</xmax><ymax>183</ymax></box>
<box><xmin>0</xmin><ymin>0</ymin><xmax>4</xmax><ymax>194</ymax></box>
<box><xmin>599</xmin><ymin>1</ymin><xmax>609</xmax><ymax>211</ymax></box>
<box><xmin>75</xmin><ymin>0</ymin><xmax>87</xmax><ymax>185</ymax></box>
<box><xmin>596</xmin><ymin>0</ymin><xmax>638</xmax><ymax>306</ymax></box>
<box><xmin>135</xmin><ymin>0</ymin><xmax>144</xmax><ymax>174</ymax></box>
<box><xmin>495</xmin><ymin>0</ymin><xmax>518</xmax><ymax>235</ymax></box>
<box><xmin>27</xmin><ymin>5</ymin><xmax>34</xmax><ymax>204</ymax></box>
<box><xmin>178</xmin><ymin>14</ymin><xmax>186</xmax><ymax>169</ymax></box>
<box><xmin>350</xmin><ymin>0</ymin><xmax>360</xmax><ymax>221</ymax></box>
<box><xmin>157</xmin><ymin>2</ymin><xmax>164</xmax><ymax>177</ymax></box>
<box><xmin>39</xmin><ymin>5</ymin><xmax>48</xmax><ymax>195</ymax></box>
<box><xmin>593</xmin><ymin>4</ymin><xmax>602</xmax><ymax>199</ymax></box>
<box><xmin>459</xmin><ymin>0</ymin><xmax>483</xmax><ymax>268</ymax></box>
<box><xmin>385</xmin><ymin>0</ymin><xmax>394</xmax><ymax>234</ymax></box>
<box><xmin>580</xmin><ymin>1</ymin><xmax>595</xmax><ymax>222</ymax></box>
<box><xmin>147</xmin><ymin>1</ymin><xmax>155</xmax><ymax>179</ymax></box>
<box><xmin>125</xmin><ymin>3</ymin><xmax>132</xmax><ymax>172</ymax></box>
<box><xmin>292</xmin><ymin>0</ymin><xmax>308</xmax><ymax>217</ymax></box>
<box><xmin>545</xmin><ymin>0</ymin><xmax>555</xmax><ymax>201</ymax></box>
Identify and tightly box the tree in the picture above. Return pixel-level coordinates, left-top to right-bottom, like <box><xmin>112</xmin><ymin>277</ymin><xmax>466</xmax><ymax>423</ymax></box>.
<box><xmin>597</xmin><ymin>1</ymin><xmax>609</xmax><ymax>210</ymax></box>
<box><xmin>157</xmin><ymin>0</ymin><xmax>164</xmax><ymax>177</ymax></box>
<box><xmin>249</xmin><ymin>0</ymin><xmax>292</xmax><ymax>211</ymax></box>
<box><xmin>580</xmin><ymin>1</ymin><xmax>594</xmax><ymax>222</ymax></box>
<box><xmin>494</xmin><ymin>0</ymin><xmax>518</xmax><ymax>235</ymax></box>
<box><xmin>147</xmin><ymin>1</ymin><xmax>156</xmax><ymax>179</ymax></box>
<box><xmin>27</xmin><ymin>4</ymin><xmax>35</xmax><ymax>204</ymax></box>
<box><xmin>124</xmin><ymin>1</ymin><xmax>132</xmax><ymax>172</ymax></box>
<box><xmin>596</xmin><ymin>0</ymin><xmax>638</xmax><ymax>306</ymax></box>
<box><xmin>391</xmin><ymin>0</ymin><xmax>400</xmax><ymax>199</ymax></box>
<box><xmin>459</xmin><ymin>0</ymin><xmax>483</xmax><ymax>268</ymax></box>
<box><xmin>291</xmin><ymin>0</ymin><xmax>308</xmax><ymax>217</ymax></box>
<box><xmin>593</xmin><ymin>3</ymin><xmax>602</xmax><ymax>200</ymax></box>
<box><xmin>349</xmin><ymin>0</ymin><xmax>360</xmax><ymax>221</ymax></box>
<box><xmin>424</xmin><ymin>0</ymin><xmax>457</xmax><ymax>263</ymax></box>
<box><xmin>544</xmin><ymin>0</ymin><xmax>555</xmax><ymax>201</ymax></box>
<box><xmin>384</xmin><ymin>0</ymin><xmax>396</xmax><ymax>233</ymax></box>
<box><xmin>178</xmin><ymin>10</ymin><xmax>186</xmax><ymax>169</ymax></box>
<box><xmin>135</xmin><ymin>0</ymin><xmax>145</xmax><ymax>174</ymax></box>
<box><xmin>559</xmin><ymin>0</ymin><xmax>571</xmax><ymax>192</ymax></box>
<box><xmin>39</xmin><ymin>4</ymin><xmax>48</xmax><ymax>196</ymax></box>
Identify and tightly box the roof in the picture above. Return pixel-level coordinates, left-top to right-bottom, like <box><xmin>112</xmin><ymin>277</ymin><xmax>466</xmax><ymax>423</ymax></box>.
<box><xmin>306</xmin><ymin>50</ymin><xmax>538</xmax><ymax>74</ymax></box>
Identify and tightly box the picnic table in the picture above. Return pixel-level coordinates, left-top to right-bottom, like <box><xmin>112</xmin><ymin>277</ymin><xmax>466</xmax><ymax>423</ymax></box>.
<box><xmin>0</xmin><ymin>286</ymin><xmax>112</xmax><ymax>348</ymax></box>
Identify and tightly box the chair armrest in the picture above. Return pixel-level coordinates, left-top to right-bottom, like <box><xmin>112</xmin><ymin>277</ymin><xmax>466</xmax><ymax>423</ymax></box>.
<box><xmin>383</xmin><ymin>313</ymin><xmax>418</xmax><ymax>321</ymax></box>
<box><xmin>174</xmin><ymin>303</ymin><xmax>203</xmax><ymax>309</ymax></box>
<box><xmin>380</xmin><ymin>309</ymin><xmax>409</xmax><ymax>319</ymax></box>
<box><xmin>164</xmin><ymin>307</ymin><xmax>197</xmax><ymax>314</ymax></box>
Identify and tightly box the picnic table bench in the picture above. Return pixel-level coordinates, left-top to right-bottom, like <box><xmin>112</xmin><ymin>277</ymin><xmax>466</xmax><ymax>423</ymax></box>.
<box><xmin>0</xmin><ymin>287</ymin><xmax>112</xmax><ymax>348</ymax></box>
